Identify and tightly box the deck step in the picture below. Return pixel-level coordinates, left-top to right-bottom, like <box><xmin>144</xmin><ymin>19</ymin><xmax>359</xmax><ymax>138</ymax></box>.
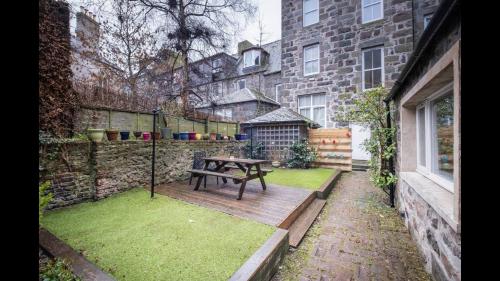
<box><xmin>288</xmin><ymin>198</ymin><xmax>327</xmax><ymax>248</ymax></box>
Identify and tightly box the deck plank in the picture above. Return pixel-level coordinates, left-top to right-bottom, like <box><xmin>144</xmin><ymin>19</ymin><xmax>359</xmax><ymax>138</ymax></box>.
<box><xmin>154</xmin><ymin>177</ymin><xmax>312</xmax><ymax>226</ymax></box>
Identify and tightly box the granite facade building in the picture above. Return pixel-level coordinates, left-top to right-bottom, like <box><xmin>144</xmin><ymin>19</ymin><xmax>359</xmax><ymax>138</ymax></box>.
<box><xmin>279</xmin><ymin>0</ymin><xmax>440</xmax><ymax>128</ymax></box>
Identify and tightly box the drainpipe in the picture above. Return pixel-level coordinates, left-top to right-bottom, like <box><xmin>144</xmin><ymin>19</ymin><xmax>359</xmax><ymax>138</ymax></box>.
<box><xmin>385</xmin><ymin>100</ymin><xmax>395</xmax><ymax>207</ymax></box>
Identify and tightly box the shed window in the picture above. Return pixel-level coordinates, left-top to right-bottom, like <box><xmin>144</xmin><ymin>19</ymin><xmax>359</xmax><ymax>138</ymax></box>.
<box><xmin>362</xmin><ymin>0</ymin><xmax>383</xmax><ymax>23</ymax></box>
<box><xmin>416</xmin><ymin>83</ymin><xmax>454</xmax><ymax>192</ymax></box>
<box><xmin>362</xmin><ymin>47</ymin><xmax>384</xmax><ymax>90</ymax></box>
<box><xmin>303</xmin><ymin>0</ymin><xmax>319</xmax><ymax>27</ymax></box>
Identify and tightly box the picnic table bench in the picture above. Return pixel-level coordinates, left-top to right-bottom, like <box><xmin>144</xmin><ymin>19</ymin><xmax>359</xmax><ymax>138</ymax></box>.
<box><xmin>188</xmin><ymin>157</ymin><xmax>271</xmax><ymax>200</ymax></box>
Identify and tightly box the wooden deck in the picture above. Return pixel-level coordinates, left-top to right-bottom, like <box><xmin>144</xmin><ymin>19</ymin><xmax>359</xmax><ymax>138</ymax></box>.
<box><xmin>154</xmin><ymin>176</ymin><xmax>313</xmax><ymax>226</ymax></box>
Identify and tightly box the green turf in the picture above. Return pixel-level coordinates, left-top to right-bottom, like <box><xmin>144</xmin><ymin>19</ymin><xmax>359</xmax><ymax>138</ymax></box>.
<box><xmin>252</xmin><ymin>168</ymin><xmax>336</xmax><ymax>190</ymax></box>
<box><xmin>41</xmin><ymin>188</ymin><xmax>275</xmax><ymax>281</ymax></box>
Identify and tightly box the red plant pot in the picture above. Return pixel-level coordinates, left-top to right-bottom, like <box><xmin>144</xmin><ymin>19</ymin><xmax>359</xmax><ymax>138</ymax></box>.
<box><xmin>142</xmin><ymin>132</ymin><xmax>151</xmax><ymax>141</ymax></box>
<box><xmin>209</xmin><ymin>133</ymin><xmax>217</xmax><ymax>140</ymax></box>
<box><xmin>188</xmin><ymin>132</ymin><xmax>196</xmax><ymax>140</ymax></box>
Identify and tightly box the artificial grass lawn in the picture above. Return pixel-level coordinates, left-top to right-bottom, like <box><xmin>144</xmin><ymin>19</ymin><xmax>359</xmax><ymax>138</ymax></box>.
<box><xmin>41</xmin><ymin>188</ymin><xmax>276</xmax><ymax>281</ymax></box>
<box><xmin>251</xmin><ymin>168</ymin><xmax>336</xmax><ymax>190</ymax></box>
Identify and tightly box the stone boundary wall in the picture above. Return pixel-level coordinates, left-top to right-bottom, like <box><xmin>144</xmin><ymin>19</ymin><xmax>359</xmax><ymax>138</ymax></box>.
<box><xmin>40</xmin><ymin>140</ymin><xmax>246</xmax><ymax>209</ymax></box>
<box><xmin>397</xmin><ymin>180</ymin><xmax>461</xmax><ymax>281</ymax></box>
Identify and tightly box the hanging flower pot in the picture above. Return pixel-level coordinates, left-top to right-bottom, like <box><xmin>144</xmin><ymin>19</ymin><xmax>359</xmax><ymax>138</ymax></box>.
<box><xmin>188</xmin><ymin>132</ymin><xmax>196</xmax><ymax>140</ymax></box>
<box><xmin>195</xmin><ymin>133</ymin><xmax>202</xmax><ymax>140</ymax></box>
<box><xmin>240</xmin><ymin>133</ymin><xmax>248</xmax><ymax>141</ymax></box>
<box><xmin>210</xmin><ymin>132</ymin><xmax>217</xmax><ymax>140</ymax></box>
<box><xmin>119</xmin><ymin>131</ymin><xmax>130</xmax><ymax>141</ymax></box>
<box><xmin>133</xmin><ymin>131</ymin><xmax>142</xmax><ymax>139</ymax></box>
<box><xmin>161</xmin><ymin>128</ymin><xmax>172</xmax><ymax>139</ymax></box>
<box><xmin>234</xmin><ymin>134</ymin><xmax>241</xmax><ymax>141</ymax></box>
<box><xmin>87</xmin><ymin>129</ymin><xmax>105</xmax><ymax>142</ymax></box>
<box><xmin>142</xmin><ymin>132</ymin><xmax>151</xmax><ymax>141</ymax></box>
<box><xmin>179</xmin><ymin>132</ymin><xmax>189</xmax><ymax>140</ymax></box>
<box><xmin>151</xmin><ymin>131</ymin><xmax>161</xmax><ymax>140</ymax></box>
<box><xmin>106</xmin><ymin>129</ymin><xmax>119</xmax><ymax>141</ymax></box>
<box><xmin>173</xmin><ymin>132</ymin><xmax>180</xmax><ymax>140</ymax></box>
<box><xmin>202</xmin><ymin>133</ymin><xmax>210</xmax><ymax>140</ymax></box>
<box><xmin>216</xmin><ymin>133</ymin><xmax>222</xmax><ymax>140</ymax></box>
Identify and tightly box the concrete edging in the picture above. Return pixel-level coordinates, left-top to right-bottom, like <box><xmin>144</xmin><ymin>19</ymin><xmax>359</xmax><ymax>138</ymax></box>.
<box><xmin>229</xmin><ymin>229</ymin><xmax>289</xmax><ymax>281</ymax></box>
<box><xmin>315</xmin><ymin>170</ymin><xmax>343</xmax><ymax>199</ymax></box>
<box><xmin>39</xmin><ymin>228</ymin><xmax>115</xmax><ymax>281</ymax></box>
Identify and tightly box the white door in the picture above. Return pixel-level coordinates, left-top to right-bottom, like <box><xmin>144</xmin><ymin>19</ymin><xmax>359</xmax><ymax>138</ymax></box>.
<box><xmin>351</xmin><ymin>123</ymin><xmax>371</xmax><ymax>160</ymax></box>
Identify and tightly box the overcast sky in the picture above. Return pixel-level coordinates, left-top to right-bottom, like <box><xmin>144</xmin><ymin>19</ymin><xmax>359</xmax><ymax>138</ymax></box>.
<box><xmin>68</xmin><ymin>0</ymin><xmax>281</xmax><ymax>55</ymax></box>
<box><xmin>231</xmin><ymin>0</ymin><xmax>282</xmax><ymax>51</ymax></box>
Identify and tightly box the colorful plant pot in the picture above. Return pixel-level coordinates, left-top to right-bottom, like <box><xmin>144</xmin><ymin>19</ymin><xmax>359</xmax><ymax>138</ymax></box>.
<box><xmin>188</xmin><ymin>132</ymin><xmax>196</xmax><ymax>140</ymax></box>
<box><xmin>87</xmin><ymin>129</ymin><xmax>105</xmax><ymax>142</ymax></box>
<box><xmin>142</xmin><ymin>132</ymin><xmax>151</xmax><ymax>141</ymax></box>
<box><xmin>202</xmin><ymin>134</ymin><xmax>210</xmax><ymax>140</ymax></box>
<box><xmin>151</xmin><ymin>131</ymin><xmax>161</xmax><ymax>140</ymax></box>
<box><xmin>106</xmin><ymin>130</ymin><xmax>119</xmax><ymax>141</ymax></box>
<box><xmin>216</xmin><ymin>133</ymin><xmax>222</xmax><ymax>140</ymax></box>
<box><xmin>120</xmin><ymin>131</ymin><xmax>130</xmax><ymax>140</ymax></box>
<box><xmin>179</xmin><ymin>132</ymin><xmax>189</xmax><ymax>140</ymax></box>
<box><xmin>222</xmin><ymin>135</ymin><xmax>228</xmax><ymax>140</ymax></box>
<box><xmin>239</xmin><ymin>133</ymin><xmax>248</xmax><ymax>141</ymax></box>
<box><xmin>161</xmin><ymin>128</ymin><xmax>172</xmax><ymax>139</ymax></box>
<box><xmin>209</xmin><ymin>133</ymin><xmax>217</xmax><ymax>140</ymax></box>
<box><xmin>234</xmin><ymin>134</ymin><xmax>241</xmax><ymax>141</ymax></box>
<box><xmin>195</xmin><ymin>133</ymin><xmax>202</xmax><ymax>140</ymax></box>
<box><xmin>173</xmin><ymin>133</ymin><xmax>180</xmax><ymax>140</ymax></box>
<box><xmin>133</xmin><ymin>131</ymin><xmax>142</xmax><ymax>139</ymax></box>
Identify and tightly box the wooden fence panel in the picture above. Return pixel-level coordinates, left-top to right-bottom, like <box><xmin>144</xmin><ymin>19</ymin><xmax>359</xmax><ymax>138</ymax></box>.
<box><xmin>308</xmin><ymin>128</ymin><xmax>352</xmax><ymax>171</ymax></box>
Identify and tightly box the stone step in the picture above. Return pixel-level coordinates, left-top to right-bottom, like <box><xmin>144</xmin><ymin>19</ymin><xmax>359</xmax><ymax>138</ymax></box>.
<box><xmin>288</xmin><ymin>198</ymin><xmax>327</xmax><ymax>248</ymax></box>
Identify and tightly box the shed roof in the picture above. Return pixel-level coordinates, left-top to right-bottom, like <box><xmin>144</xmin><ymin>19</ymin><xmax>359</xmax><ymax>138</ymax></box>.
<box><xmin>195</xmin><ymin>88</ymin><xmax>279</xmax><ymax>108</ymax></box>
<box><xmin>241</xmin><ymin>107</ymin><xmax>320</xmax><ymax>128</ymax></box>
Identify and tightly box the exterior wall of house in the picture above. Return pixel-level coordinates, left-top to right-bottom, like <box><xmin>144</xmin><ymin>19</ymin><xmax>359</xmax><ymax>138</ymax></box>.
<box><xmin>392</xmin><ymin>6</ymin><xmax>460</xmax><ymax>281</ymax></box>
<box><xmin>281</xmin><ymin>0</ymin><xmax>419</xmax><ymax>128</ymax></box>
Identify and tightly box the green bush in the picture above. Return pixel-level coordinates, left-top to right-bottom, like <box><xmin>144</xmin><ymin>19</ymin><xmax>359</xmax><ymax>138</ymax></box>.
<box><xmin>39</xmin><ymin>181</ymin><xmax>53</xmax><ymax>222</ymax></box>
<box><xmin>287</xmin><ymin>139</ymin><xmax>317</xmax><ymax>169</ymax></box>
<box><xmin>40</xmin><ymin>258</ymin><xmax>80</xmax><ymax>281</ymax></box>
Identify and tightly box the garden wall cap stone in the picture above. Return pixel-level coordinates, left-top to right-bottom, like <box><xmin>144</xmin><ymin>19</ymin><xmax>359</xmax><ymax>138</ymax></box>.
<box><xmin>241</xmin><ymin>107</ymin><xmax>320</xmax><ymax>128</ymax></box>
<box><xmin>195</xmin><ymin>88</ymin><xmax>279</xmax><ymax>108</ymax></box>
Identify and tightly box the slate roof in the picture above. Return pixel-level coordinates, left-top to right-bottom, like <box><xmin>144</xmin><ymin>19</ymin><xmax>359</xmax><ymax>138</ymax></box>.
<box><xmin>241</xmin><ymin>107</ymin><xmax>320</xmax><ymax>128</ymax></box>
<box><xmin>261</xmin><ymin>40</ymin><xmax>281</xmax><ymax>74</ymax></box>
<box><xmin>195</xmin><ymin>88</ymin><xmax>279</xmax><ymax>108</ymax></box>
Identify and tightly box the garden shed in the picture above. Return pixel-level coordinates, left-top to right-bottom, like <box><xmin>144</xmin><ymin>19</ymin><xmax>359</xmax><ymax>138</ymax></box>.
<box><xmin>240</xmin><ymin>107</ymin><xmax>320</xmax><ymax>161</ymax></box>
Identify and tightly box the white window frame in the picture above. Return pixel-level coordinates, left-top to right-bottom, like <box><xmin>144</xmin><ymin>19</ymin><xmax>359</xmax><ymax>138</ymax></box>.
<box><xmin>303</xmin><ymin>44</ymin><xmax>320</xmax><ymax>76</ymax></box>
<box><xmin>361</xmin><ymin>46</ymin><xmax>384</xmax><ymax>91</ymax></box>
<box><xmin>297</xmin><ymin>93</ymin><xmax>326</xmax><ymax>127</ymax></box>
<box><xmin>415</xmin><ymin>82</ymin><xmax>454</xmax><ymax>193</ymax></box>
<box><xmin>362</xmin><ymin>0</ymin><xmax>384</xmax><ymax>24</ymax></box>
<box><xmin>275</xmin><ymin>84</ymin><xmax>282</xmax><ymax>102</ymax></box>
<box><xmin>423</xmin><ymin>13</ymin><xmax>433</xmax><ymax>29</ymax></box>
<box><xmin>303</xmin><ymin>0</ymin><xmax>319</xmax><ymax>27</ymax></box>
<box><xmin>243</xmin><ymin>49</ymin><xmax>260</xmax><ymax>68</ymax></box>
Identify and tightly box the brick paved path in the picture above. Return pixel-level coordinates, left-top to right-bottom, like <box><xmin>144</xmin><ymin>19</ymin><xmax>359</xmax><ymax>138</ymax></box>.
<box><xmin>273</xmin><ymin>171</ymin><xmax>431</xmax><ymax>281</ymax></box>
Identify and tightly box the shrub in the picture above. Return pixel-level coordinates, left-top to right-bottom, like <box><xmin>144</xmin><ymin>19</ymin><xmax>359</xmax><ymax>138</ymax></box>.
<box><xmin>244</xmin><ymin>141</ymin><xmax>264</xmax><ymax>159</ymax></box>
<box><xmin>287</xmin><ymin>139</ymin><xmax>317</xmax><ymax>169</ymax></box>
<box><xmin>40</xmin><ymin>258</ymin><xmax>80</xmax><ymax>281</ymax></box>
<box><xmin>39</xmin><ymin>181</ymin><xmax>53</xmax><ymax>222</ymax></box>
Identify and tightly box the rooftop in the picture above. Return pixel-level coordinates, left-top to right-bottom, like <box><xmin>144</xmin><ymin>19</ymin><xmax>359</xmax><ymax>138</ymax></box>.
<box><xmin>241</xmin><ymin>107</ymin><xmax>320</xmax><ymax>128</ymax></box>
<box><xmin>195</xmin><ymin>88</ymin><xmax>280</xmax><ymax>108</ymax></box>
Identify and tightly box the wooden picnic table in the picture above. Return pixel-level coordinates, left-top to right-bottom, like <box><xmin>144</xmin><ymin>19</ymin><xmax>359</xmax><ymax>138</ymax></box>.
<box><xmin>188</xmin><ymin>157</ymin><xmax>271</xmax><ymax>200</ymax></box>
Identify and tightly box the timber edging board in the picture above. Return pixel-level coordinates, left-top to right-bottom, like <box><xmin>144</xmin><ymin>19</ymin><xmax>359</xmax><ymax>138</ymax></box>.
<box><xmin>39</xmin><ymin>228</ymin><xmax>116</xmax><ymax>281</ymax></box>
<box><xmin>229</xmin><ymin>228</ymin><xmax>289</xmax><ymax>281</ymax></box>
<box><xmin>315</xmin><ymin>170</ymin><xmax>343</xmax><ymax>199</ymax></box>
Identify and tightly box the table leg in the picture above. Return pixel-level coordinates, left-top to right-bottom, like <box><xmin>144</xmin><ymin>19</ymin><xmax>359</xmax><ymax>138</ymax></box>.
<box><xmin>213</xmin><ymin>161</ymin><xmax>228</xmax><ymax>184</ymax></box>
<box><xmin>194</xmin><ymin>159</ymin><xmax>210</xmax><ymax>191</ymax></box>
<box><xmin>237</xmin><ymin>165</ymin><xmax>252</xmax><ymax>200</ymax></box>
<box><xmin>256</xmin><ymin>164</ymin><xmax>267</xmax><ymax>190</ymax></box>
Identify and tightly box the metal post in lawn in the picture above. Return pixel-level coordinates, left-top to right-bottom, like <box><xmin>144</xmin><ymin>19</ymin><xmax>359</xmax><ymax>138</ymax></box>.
<box><xmin>151</xmin><ymin>108</ymin><xmax>160</xmax><ymax>198</ymax></box>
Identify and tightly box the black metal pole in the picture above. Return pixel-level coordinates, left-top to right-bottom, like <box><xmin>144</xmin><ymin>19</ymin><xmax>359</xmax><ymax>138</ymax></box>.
<box><xmin>151</xmin><ymin>109</ymin><xmax>159</xmax><ymax>198</ymax></box>
<box><xmin>385</xmin><ymin>100</ymin><xmax>395</xmax><ymax>207</ymax></box>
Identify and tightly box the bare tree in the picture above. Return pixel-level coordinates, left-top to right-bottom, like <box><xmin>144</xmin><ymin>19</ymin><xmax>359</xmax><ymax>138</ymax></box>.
<box><xmin>138</xmin><ymin>0</ymin><xmax>257</xmax><ymax>114</ymax></box>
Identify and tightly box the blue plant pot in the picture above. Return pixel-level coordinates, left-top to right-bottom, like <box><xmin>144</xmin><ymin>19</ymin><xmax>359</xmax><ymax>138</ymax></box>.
<box><xmin>119</xmin><ymin>131</ymin><xmax>130</xmax><ymax>140</ymax></box>
<box><xmin>179</xmin><ymin>132</ymin><xmax>189</xmax><ymax>140</ymax></box>
<box><xmin>234</xmin><ymin>134</ymin><xmax>241</xmax><ymax>141</ymax></box>
<box><xmin>240</xmin><ymin>133</ymin><xmax>248</xmax><ymax>141</ymax></box>
<box><xmin>173</xmin><ymin>133</ymin><xmax>179</xmax><ymax>140</ymax></box>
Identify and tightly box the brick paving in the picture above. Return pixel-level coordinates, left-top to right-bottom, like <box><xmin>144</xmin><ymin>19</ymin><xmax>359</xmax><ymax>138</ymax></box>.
<box><xmin>273</xmin><ymin>171</ymin><xmax>431</xmax><ymax>281</ymax></box>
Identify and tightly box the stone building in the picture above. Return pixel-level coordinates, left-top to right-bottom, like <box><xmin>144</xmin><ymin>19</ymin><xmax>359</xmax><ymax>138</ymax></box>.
<box><xmin>280</xmin><ymin>0</ymin><xmax>440</xmax><ymax>129</ymax></box>
<box><xmin>386</xmin><ymin>0</ymin><xmax>460</xmax><ymax>280</ymax></box>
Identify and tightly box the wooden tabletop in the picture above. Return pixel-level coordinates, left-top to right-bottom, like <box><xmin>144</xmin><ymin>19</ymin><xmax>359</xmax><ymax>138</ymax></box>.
<box><xmin>203</xmin><ymin>157</ymin><xmax>270</xmax><ymax>165</ymax></box>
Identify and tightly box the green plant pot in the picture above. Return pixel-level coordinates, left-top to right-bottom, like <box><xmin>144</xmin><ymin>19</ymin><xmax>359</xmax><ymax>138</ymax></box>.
<box><xmin>87</xmin><ymin>129</ymin><xmax>105</xmax><ymax>142</ymax></box>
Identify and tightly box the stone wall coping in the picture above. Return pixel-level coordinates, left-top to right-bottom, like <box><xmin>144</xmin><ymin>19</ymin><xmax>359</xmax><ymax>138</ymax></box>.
<box><xmin>400</xmin><ymin>172</ymin><xmax>459</xmax><ymax>232</ymax></box>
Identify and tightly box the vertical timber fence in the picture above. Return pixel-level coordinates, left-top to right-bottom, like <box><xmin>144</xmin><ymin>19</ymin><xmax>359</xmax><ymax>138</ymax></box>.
<box><xmin>308</xmin><ymin>128</ymin><xmax>352</xmax><ymax>171</ymax></box>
